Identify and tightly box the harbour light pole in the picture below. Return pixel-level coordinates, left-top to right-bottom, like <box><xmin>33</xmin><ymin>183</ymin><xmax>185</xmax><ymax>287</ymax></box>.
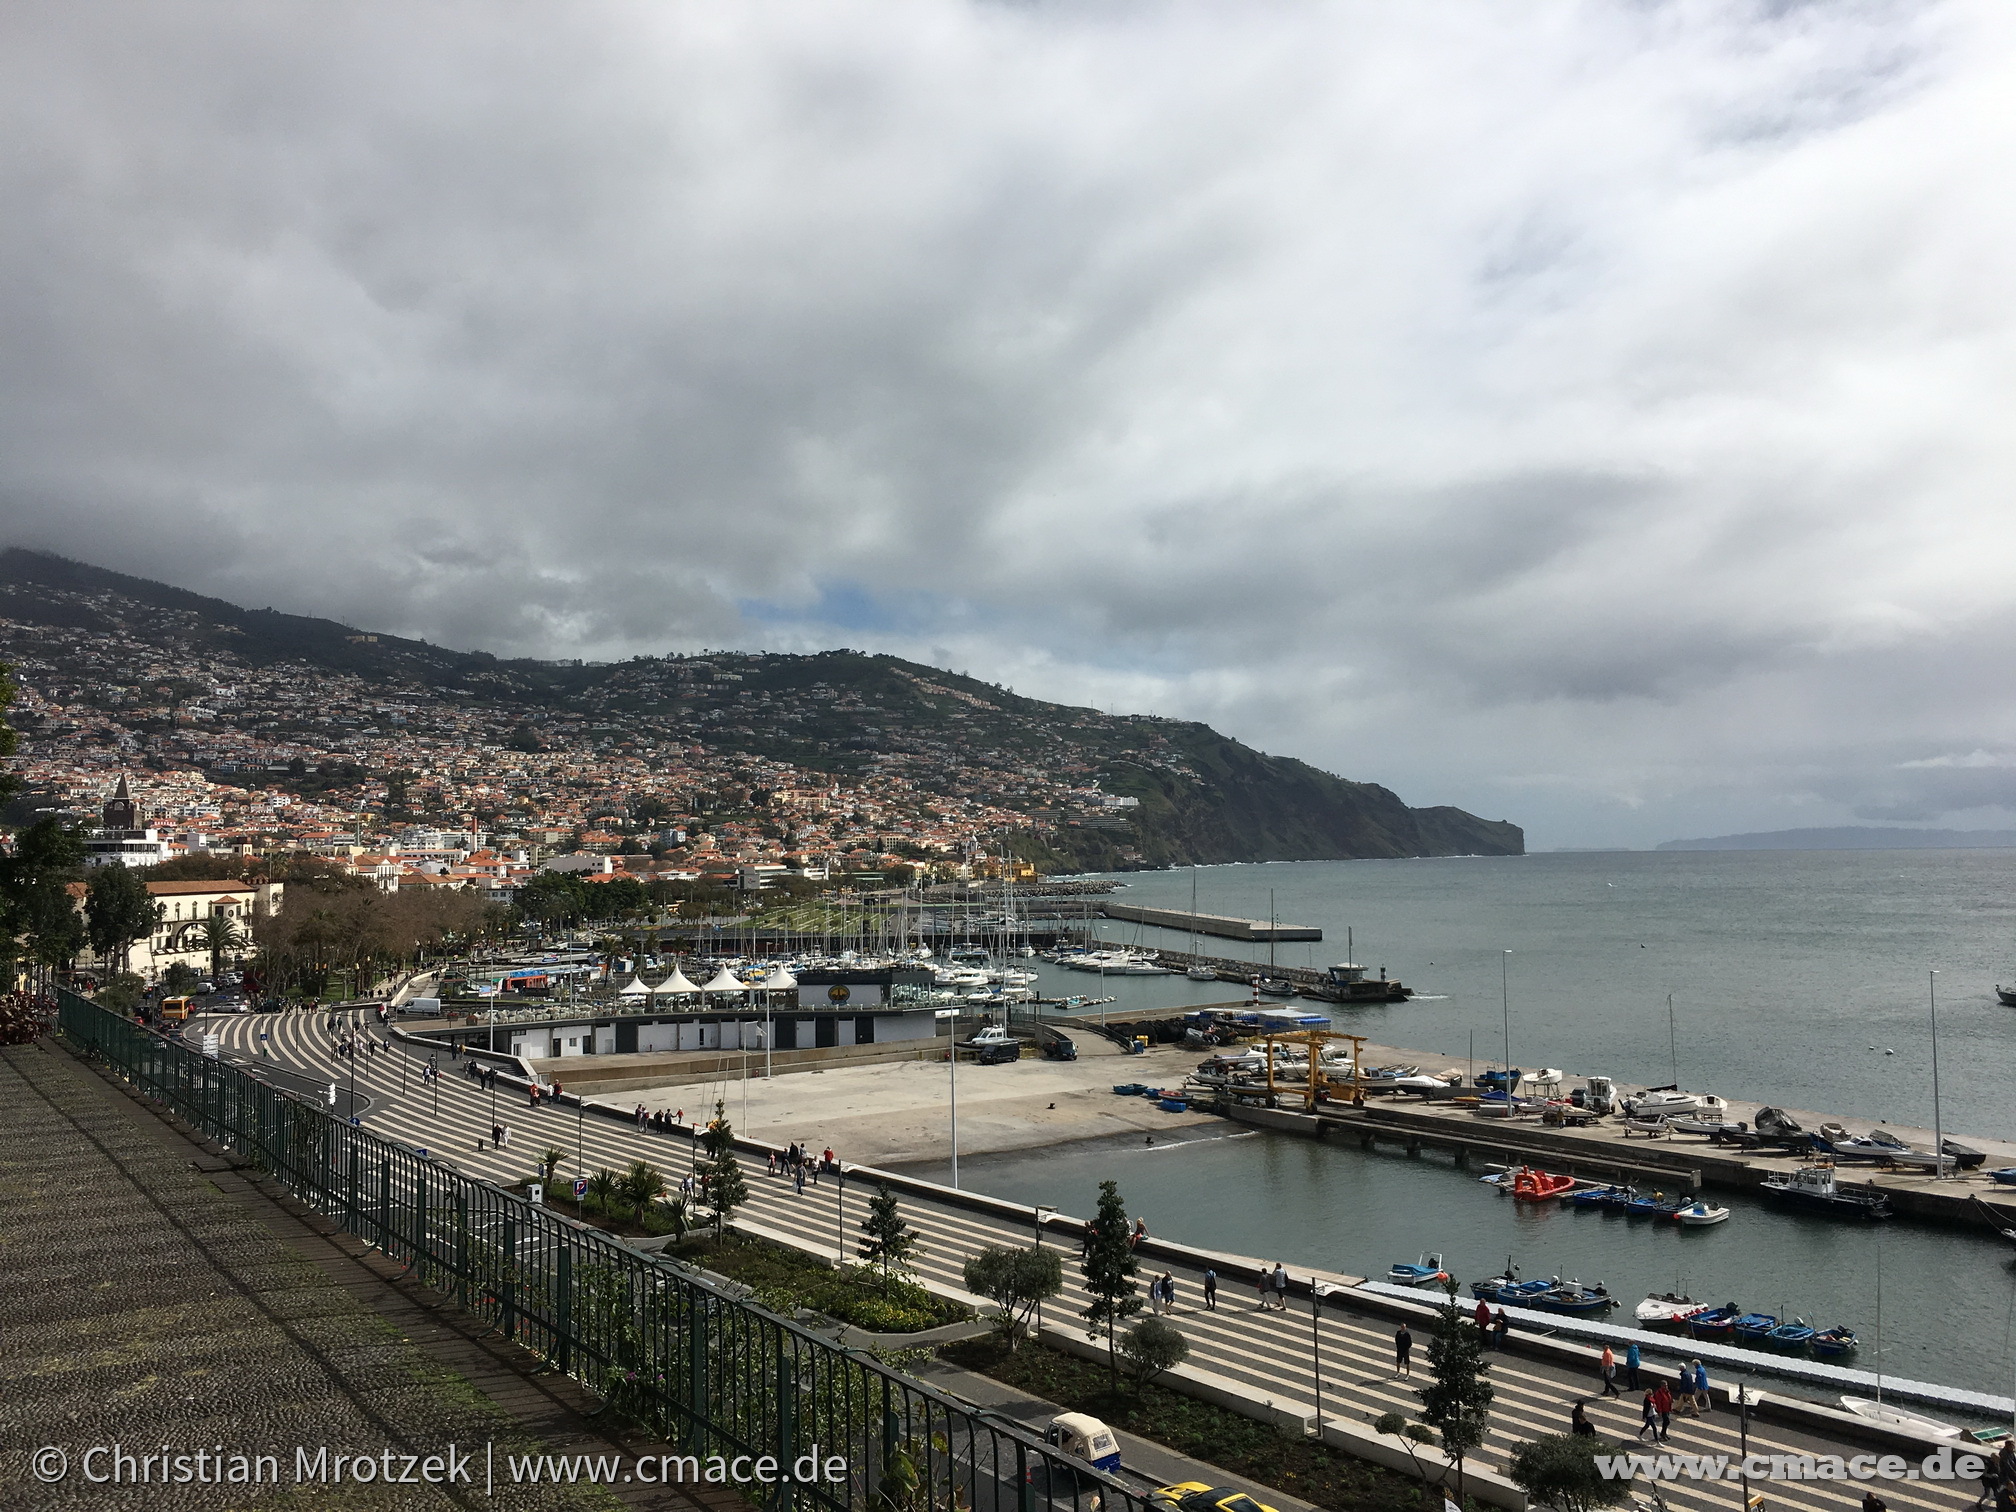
<box><xmin>1929</xmin><ymin>969</ymin><xmax>1944</xmax><ymax>1180</ymax></box>
<box><xmin>950</xmin><ymin>1017</ymin><xmax>960</xmax><ymax>1190</ymax></box>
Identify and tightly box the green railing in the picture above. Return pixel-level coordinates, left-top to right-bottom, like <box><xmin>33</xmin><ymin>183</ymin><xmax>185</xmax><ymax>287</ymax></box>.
<box><xmin>57</xmin><ymin>988</ymin><xmax>1134</xmax><ymax>1512</ymax></box>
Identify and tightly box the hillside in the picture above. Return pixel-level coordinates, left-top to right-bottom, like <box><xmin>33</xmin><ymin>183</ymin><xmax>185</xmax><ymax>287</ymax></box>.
<box><xmin>0</xmin><ymin>548</ymin><xmax>1521</xmax><ymax>868</ymax></box>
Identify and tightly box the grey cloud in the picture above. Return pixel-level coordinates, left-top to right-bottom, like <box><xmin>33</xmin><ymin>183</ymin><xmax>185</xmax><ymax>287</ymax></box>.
<box><xmin>0</xmin><ymin>0</ymin><xmax>2010</xmax><ymax>848</ymax></box>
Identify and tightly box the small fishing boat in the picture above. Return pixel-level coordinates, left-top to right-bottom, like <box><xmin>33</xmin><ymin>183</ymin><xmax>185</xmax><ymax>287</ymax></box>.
<box><xmin>1943</xmin><ymin>1140</ymin><xmax>1988</xmax><ymax>1171</ymax></box>
<box><xmin>1733</xmin><ymin>1311</ymin><xmax>1779</xmax><ymax>1343</ymax></box>
<box><xmin>1998</xmin><ymin>985</ymin><xmax>2016</xmax><ymax>1008</ymax></box>
<box><xmin>1635</xmin><ymin>1293</ymin><xmax>1705</xmax><ymax>1327</ymax></box>
<box><xmin>1530</xmin><ymin>1279</ymin><xmax>1616</xmax><ymax>1316</ymax></box>
<box><xmin>1768</xmin><ymin>1319</ymin><xmax>1817</xmax><ymax>1350</ymax></box>
<box><xmin>1186</xmin><ymin>965</ymin><xmax>1220</xmax><ymax>982</ymax></box>
<box><xmin>1991</xmin><ymin>1169</ymin><xmax>2016</xmax><ymax>1188</ymax></box>
<box><xmin>1471</xmin><ymin>1262</ymin><xmax>1552</xmax><ymax>1306</ymax></box>
<box><xmin>1254</xmin><ymin>977</ymin><xmax>1296</xmax><ymax>998</ymax></box>
<box><xmin>1624</xmin><ymin>1191</ymin><xmax>1686</xmax><ymax>1217</ymax></box>
<box><xmin>1388</xmin><ymin>1253</ymin><xmax>1450</xmax><ymax>1287</ymax></box>
<box><xmin>1760</xmin><ymin>1164</ymin><xmax>1893</xmax><ymax>1220</ymax></box>
<box><xmin>1810</xmin><ymin>1326</ymin><xmax>1859</xmax><ymax>1357</ymax></box>
<box><xmin>1667</xmin><ymin>1116</ymin><xmax>1745</xmax><ymax>1138</ymax></box>
<box><xmin>1624</xmin><ymin>1089</ymin><xmax>1731</xmax><ymax>1119</ymax></box>
<box><xmin>1688</xmin><ymin>1303</ymin><xmax>1744</xmax><ymax>1340</ymax></box>
<box><xmin>1621</xmin><ymin>1115</ymin><xmax>1670</xmax><ymax>1138</ymax></box>
<box><xmin>1510</xmin><ymin>1167</ymin><xmax>1577</xmax><ymax>1202</ymax></box>
<box><xmin>1839</xmin><ymin>1397</ymin><xmax>1965</xmax><ymax>1439</ymax></box>
<box><xmin>1673</xmin><ymin>1201</ymin><xmax>1731</xmax><ymax>1226</ymax></box>
<box><xmin>1564</xmin><ymin>1184</ymin><xmax>1628</xmax><ymax>1209</ymax></box>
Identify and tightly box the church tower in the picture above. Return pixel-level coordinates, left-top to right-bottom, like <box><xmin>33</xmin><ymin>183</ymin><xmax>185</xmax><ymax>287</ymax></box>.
<box><xmin>102</xmin><ymin>774</ymin><xmax>139</xmax><ymax>832</ymax></box>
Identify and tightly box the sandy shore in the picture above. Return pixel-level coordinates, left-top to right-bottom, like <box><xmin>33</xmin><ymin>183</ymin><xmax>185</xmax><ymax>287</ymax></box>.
<box><xmin>621</xmin><ymin>1036</ymin><xmax>1221</xmax><ymax>1166</ymax></box>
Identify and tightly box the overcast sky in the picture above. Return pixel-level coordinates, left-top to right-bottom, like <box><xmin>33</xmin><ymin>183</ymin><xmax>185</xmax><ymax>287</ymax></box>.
<box><xmin>3</xmin><ymin>1</ymin><xmax>2012</xmax><ymax>849</ymax></box>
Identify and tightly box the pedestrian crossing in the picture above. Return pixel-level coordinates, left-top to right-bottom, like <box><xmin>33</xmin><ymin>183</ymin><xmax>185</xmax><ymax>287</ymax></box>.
<box><xmin>202</xmin><ymin>1008</ymin><xmax>1976</xmax><ymax>1512</ymax></box>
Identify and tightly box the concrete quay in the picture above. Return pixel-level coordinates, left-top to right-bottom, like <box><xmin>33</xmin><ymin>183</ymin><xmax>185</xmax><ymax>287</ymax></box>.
<box><xmin>1100</xmin><ymin>902</ymin><xmax>1322</xmax><ymax>942</ymax></box>
<box><xmin>1222</xmin><ymin>1058</ymin><xmax>2016</xmax><ymax>1229</ymax></box>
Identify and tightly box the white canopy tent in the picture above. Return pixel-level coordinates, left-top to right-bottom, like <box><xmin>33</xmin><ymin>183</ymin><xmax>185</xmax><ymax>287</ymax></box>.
<box><xmin>653</xmin><ymin>966</ymin><xmax>701</xmax><ymax>997</ymax></box>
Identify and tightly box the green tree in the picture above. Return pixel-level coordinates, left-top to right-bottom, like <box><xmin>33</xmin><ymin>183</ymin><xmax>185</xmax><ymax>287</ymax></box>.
<box><xmin>0</xmin><ymin>817</ymin><xmax>85</xmax><ymax>985</ymax></box>
<box><xmin>1415</xmin><ymin>1279</ymin><xmax>1495</xmax><ymax>1505</ymax></box>
<box><xmin>1117</xmin><ymin>1316</ymin><xmax>1190</xmax><ymax>1388</ymax></box>
<box><xmin>1508</xmin><ymin>1436</ymin><xmax>1630</xmax><ymax>1512</ymax></box>
<box><xmin>961</xmin><ymin>1245</ymin><xmax>1063</xmax><ymax>1350</ymax></box>
<box><xmin>540</xmin><ymin>1147</ymin><xmax>566</xmax><ymax>1185</ymax></box>
<box><xmin>699</xmin><ymin>1101</ymin><xmax>749</xmax><ymax>1236</ymax></box>
<box><xmin>1080</xmin><ymin>1179</ymin><xmax>1142</xmax><ymax>1385</ymax></box>
<box><xmin>84</xmin><ymin>866</ymin><xmax>161</xmax><ymax>973</ymax></box>
<box><xmin>163</xmin><ymin>961</ymin><xmax>200</xmax><ymax>994</ymax></box>
<box><xmin>858</xmin><ymin>1184</ymin><xmax>923</xmax><ymax>1292</ymax></box>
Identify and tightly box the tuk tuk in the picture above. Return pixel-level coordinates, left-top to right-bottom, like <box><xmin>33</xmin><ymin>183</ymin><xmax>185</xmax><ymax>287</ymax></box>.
<box><xmin>1044</xmin><ymin>1412</ymin><xmax>1121</xmax><ymax>1474</ymax></box>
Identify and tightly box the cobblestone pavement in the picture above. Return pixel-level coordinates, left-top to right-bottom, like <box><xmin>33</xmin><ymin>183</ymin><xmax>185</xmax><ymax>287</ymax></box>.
<box><xmin>0</xmin><ymin>1040</ymin><xmax>729</xmax><ymax>1512</ymax></box>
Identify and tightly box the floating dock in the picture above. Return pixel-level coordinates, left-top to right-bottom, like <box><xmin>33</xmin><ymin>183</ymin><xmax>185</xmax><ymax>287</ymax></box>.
<box><xmin>1101</xmin><ymin>903</ymin><xmax>1322</xmax><ymax>942</ymax></box>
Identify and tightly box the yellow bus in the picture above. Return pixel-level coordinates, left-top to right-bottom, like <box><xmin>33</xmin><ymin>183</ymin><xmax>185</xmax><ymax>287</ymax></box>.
<box><xmin>159</xmin><ymin>995</ymin><xmax>195</xmax><ymax>1023</ymax></box>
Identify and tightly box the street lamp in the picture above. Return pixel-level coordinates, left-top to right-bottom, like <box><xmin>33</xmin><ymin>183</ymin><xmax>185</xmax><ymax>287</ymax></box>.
<box><xmin>950</xmin><ymin>1019</ymin><xmax>960</xmax><ymax>1190</ymax></box>
<box><xmin>1034</xmin><ymin>1205</ymin><xmax>1056</xmax><ymax>1336</ymax></box>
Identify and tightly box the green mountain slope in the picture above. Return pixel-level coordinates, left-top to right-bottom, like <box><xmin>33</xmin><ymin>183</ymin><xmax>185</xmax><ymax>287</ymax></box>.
<box><xmin>0</xmin><ymin>547</ymin><xmax>1522</xmax><ymax>866</ymax></box>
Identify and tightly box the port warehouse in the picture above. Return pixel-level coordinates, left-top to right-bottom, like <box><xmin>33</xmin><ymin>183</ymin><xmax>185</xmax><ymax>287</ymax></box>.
<box><xmin>449</xmin><ymin>966</ymin><xmax>944</xmax><ymax>1059</ymax></box>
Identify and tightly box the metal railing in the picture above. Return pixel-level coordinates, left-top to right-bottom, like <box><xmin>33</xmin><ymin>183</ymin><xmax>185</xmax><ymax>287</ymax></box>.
<box><xmin>56</xmin><ymin>987</ymin><xmax>1134</xmax><ymax>1512</ymax></box>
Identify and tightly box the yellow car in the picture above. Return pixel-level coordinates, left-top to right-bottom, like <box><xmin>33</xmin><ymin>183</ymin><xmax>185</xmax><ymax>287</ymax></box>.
<box><xmin>1147</xmin><ymin>1484</ymin><xmax>1280</xmax><ymax>1512</ymax></box>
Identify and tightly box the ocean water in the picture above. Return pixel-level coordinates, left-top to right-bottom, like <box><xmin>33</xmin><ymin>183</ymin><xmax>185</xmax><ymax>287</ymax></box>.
<box><xmin>1038</xmin><ymin>850</ymin><xmax>2016</xmax><ymax>1141</ymax></box>
<box><xmin>912</xmin><ymin>851</ymin><xmax>2016</xmax><ymax>1397</ymax></box>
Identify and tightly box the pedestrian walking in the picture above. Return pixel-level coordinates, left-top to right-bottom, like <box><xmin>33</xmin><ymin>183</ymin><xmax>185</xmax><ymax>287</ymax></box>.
<box><xmin>1652</xmin><ymin>1380</ymin><xmax>1674</xmax><ymax>1442</ymax></box>
<box><xmin>500</xmin><ymin>1125</ymin><xmax>512</xmax><ymax>1148</ymax></box>
<box><xmin>768</xmin><ymin>1151</ymin><xmax>778</xmax><ymax>1177</ymax></box>
<box><xmin>1625</xmin><ymin>1340</ymin><xmax>1642</xmax><ymax>1390</ymax></box>
<box><xmin>1637</xmin><ymin>1392</ymin><xmax>1659</xmax><ymax>1442</ymax></box>
<box><xmin>1162</xmin><ymin>1272</ymin><xmax>1177</xmax><ymax>1312</ymax></box>
<box><xmin>1203</xmin><ymin>1268</ymin><xmax>1218</xmax><ymax>1311</ymax></box>
<box><xmin>1473</xmin><ymin>1298</ymin><xmax>1491</xmax><ymax>1331</ymax></box>
<box><xmin>1691</xmin><ymin>1359</ymin><xmax>1712</xmax><ymax>1414</ymax></box>
<box><xmin>1255</xmin><ymin>1273</ymin><xmax>1270</xmax><ymax>1309</ymax></box>
<box><xmin>1600</xmin><ymin>1344</ymin><xmax>1620</xmax><ymax>1397</ymax></box>
<box><xmin>1394</xmin><ymin>1322</ymin><xmax>1414</xmax><ymax>1377</ymax></box>
<box><xmin>491</xmin><ymin>1122</ymin><xmax>502</xmax><ymax>1146</ymax></box>
<box><xmin>1270</xmin><ymin>1262</ymin><xmax>1289</xmax><ymax>1311</ymax></box>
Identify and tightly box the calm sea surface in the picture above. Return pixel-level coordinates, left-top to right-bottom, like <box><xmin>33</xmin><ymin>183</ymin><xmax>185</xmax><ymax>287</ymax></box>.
<box><xmin>906</xmin><ymin>852</ymin><xmax>2016</xmax><ymax>1399</ymax></box>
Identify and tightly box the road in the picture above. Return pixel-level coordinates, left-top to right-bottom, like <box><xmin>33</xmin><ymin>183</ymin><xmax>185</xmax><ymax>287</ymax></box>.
<box><xmin>196</xmin><ymin>1006</ymin><xmax>1983</xmax><ymax>1512</ymax></box>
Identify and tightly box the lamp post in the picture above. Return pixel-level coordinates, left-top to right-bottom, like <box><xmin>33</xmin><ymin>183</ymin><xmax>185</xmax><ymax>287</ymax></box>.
<box><xmin>837</xmin><ymin>1162</ymin><xmax>847</xmax><ymax>1266</ymax></box>
<box><xmin>950</xmin><ymin>1015</ymin><xmax>961</xmax><ymax>1191</ymax></box>
<box><xmin>1929</xmin><ymin>969</ymin><xmax>1944</xmax><ymax>1180</ymax></box>
<box><xmin>1311</xmin><ymin>1278</ymin><xmax>1325</xmax><ymax>1432</ymax></box>
<box><xmin>1033</xmin><ymin>1204</ymin><xmax>1057</xmax><ymax>1335</ymax></box>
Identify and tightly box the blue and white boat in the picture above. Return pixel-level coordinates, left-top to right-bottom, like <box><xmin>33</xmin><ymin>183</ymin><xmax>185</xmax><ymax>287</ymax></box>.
<box><xmin>1733</xmin><ymin>1311</ymin><xmax>1778</xmax><ymax>1343</ymax></box>
<box><xmin>1768</xmin><ymin>1319</ymin><xmax>1817</xmax><ymax>1350</ymax></box>
<box><xmin>1388</xmin><ymin>1253</ymin><xmax>1449</xmax><ymax>1287</ymax></box>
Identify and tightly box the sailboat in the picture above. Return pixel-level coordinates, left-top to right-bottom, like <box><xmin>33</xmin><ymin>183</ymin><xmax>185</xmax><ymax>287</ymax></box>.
<box><xmin>1185</xmin><ymin>867</ymin><xmax>1218</xmax><ymax>980</ymax></box>
<box><xmin>1254</xmin><ymin>890</ymin><xmax>1295</xmax><ymax>996</ymax></box>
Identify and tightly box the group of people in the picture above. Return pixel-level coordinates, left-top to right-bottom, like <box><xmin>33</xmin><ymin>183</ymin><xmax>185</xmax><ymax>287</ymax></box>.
<box><xmin>1576</xmin><ymin>1351</ymin><xmax>1715</xmax><ymax>1444</ymax></box>
<box><xmin>1470</xmin><ymin>1298</ymin><xmax>1514</xmax><ymax>1349</ymax></box>
<box><xmin>1146</xmin><ymin>1272</ymin><xmax>1180</xmax><ymax>1314</ymax></box>
<box><xmin>768</xmin><ymin>1143</ymin><xmax>837</xmax><ymax>1193</ymax></box>
<box><xmin>632</xmin><ymin>1105</ymin><xmax>687</xmax><ymax>1135</ymax></box>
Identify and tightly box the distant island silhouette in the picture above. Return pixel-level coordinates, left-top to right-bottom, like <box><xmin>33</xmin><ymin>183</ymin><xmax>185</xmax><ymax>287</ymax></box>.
<box><xmin>1657</xmin><ymin>826</ymin><xmax>2016</xmax><ymax>852</ymax></box>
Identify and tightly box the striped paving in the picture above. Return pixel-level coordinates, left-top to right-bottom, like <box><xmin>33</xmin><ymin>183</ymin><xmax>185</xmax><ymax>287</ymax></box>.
<box><xmin>201</xmin><ymin>1008</ymin><xmax>1982</xmax><ymax>1512</ymax></box>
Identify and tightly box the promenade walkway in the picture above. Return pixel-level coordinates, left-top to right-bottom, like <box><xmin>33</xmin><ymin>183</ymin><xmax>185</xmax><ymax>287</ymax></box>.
<box><xmin>206</xmin><ymin>1007</ymin><xmax>1988</xmax><ymax>1512</ymax></box>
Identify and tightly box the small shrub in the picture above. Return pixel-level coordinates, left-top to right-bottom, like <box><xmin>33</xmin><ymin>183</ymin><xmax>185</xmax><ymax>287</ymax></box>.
<box><xmin>1118</xmin><ymin>1317</ymin><xmax>1190</xmax><ymax>1387</ymax></box>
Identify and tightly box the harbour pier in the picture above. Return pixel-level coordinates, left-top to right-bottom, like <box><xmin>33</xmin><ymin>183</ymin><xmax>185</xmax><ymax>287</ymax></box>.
<box><xmin>1100</xmin><ymin>902</ymin><xmax>1322</xmax><ymax>941</ymax></box>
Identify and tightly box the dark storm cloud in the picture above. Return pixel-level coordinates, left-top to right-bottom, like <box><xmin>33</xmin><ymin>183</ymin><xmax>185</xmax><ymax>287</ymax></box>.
<box><xmin>1</xmin><ymin>0</ymin><xmax>2012</xmax><ymax>846</ymax></box>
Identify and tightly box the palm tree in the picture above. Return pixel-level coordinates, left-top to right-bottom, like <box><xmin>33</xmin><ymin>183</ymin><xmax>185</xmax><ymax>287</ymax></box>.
<box><xmin>618</xmin><ymin>1161</ymin><xmax>665</xmax><ymax>1219</ymax></box>
<box><xmin>197</xmin><ymin>911</ymin><xmax>246</xmax><ymax>979</ymax></box>
<box><xmin>585</xmin><ymin>1168</ymin><xmax>621</xmax><ymax>1219</ymax></box>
